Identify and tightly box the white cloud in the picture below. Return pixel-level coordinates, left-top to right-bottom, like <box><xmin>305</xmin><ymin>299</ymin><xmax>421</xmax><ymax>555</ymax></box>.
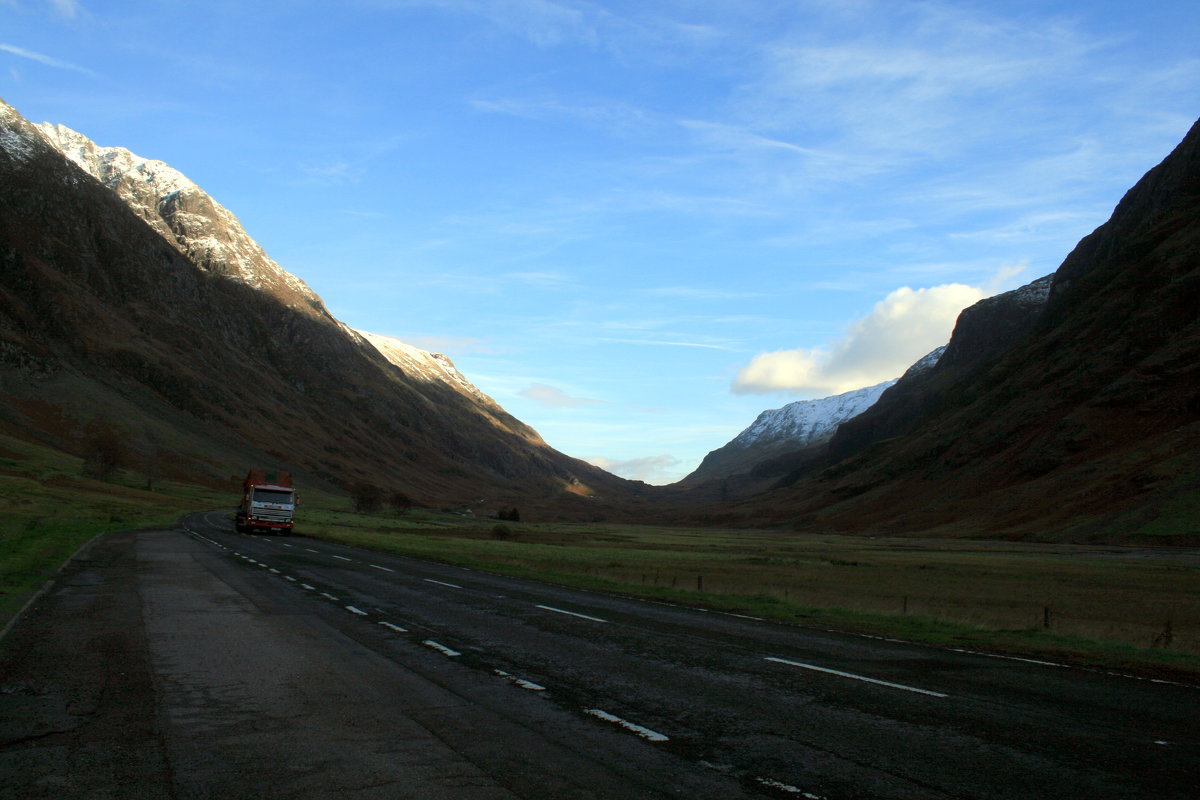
<box><xmin>0</xmin><ymin>43</ymin><xmax>95</xmax><ymax>75</ymax></box>
<box><xmin>732</xmin><ymin>282</ymin><xmax>986</xmax><ymax>397</ymax></box>
<box><xmin>587</xmin><ymin>454</ymin><xmax>680</xmax><ymax>484</ymax></box>
<box><xmin>519</xmin><ymin>382</ymin><xmax>603</xmax><ymax>408</ymax></box>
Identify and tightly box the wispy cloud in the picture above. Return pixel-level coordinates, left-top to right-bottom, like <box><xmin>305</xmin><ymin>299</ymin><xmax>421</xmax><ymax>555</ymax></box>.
<box><xmin>0</xmin><ymin>43</ymin><xmax>96</xmax><ymax>76</ymax></box>
<box><xmin>642</xmin><ymin>285</ymin><xmax>766</xmax><ymax>300</ymax></box>
<box><xmin>518</xmin><ymin>383</ymin><xmax>605</xmax><ymax>408</ymax></box>
<box><xmin>380</xmin><ymin>0</ymin><xmax>598</xmax><ymax>47</ymax></box>
<box><xmin>471</xmin><ymin>97</ymin><xmax>651</xmax><ymax>136</ymax></box>
<box><xmin>598</xmin><ymin>337</ymin><xmax>740</xmax><ymax>352</ymax></box>
<box><xmin>300</xmin><ymin>159</ymin><xmax>362</xmax><ymax>184</ymax></box>
<box><xmin>48</xmin><ymin>0</ymin><xmax>82</xmax><ymax>19</ymax></box>
<box><xmin>587</xmin><ymin>454</ymin><xmax>680</xmax><ymax>484</ymax></box>
<box><xmin>506</xmin><ymin>271</ymin><xmax>575</xmax><ymax>288</ymax></box>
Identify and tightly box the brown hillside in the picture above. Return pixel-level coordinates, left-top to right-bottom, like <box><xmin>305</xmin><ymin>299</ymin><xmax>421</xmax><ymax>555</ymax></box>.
<box><xmin>0</xmin><ymin>98</ymin><xmax>640</xmax><ymax>514</ymax></box>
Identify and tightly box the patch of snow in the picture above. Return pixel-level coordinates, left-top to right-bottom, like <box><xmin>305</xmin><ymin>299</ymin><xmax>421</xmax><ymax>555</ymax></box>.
<box><xmin>731</xmin><ymin>379</ymin><xmax>897</xmax><ymax>448</ymax></box>
<box><xmin>901</xmin><ymin>345</ymin><xmax>946</xmax><ymax>379</ymax></box>
<box><xmin>1010</xmin><ymin>274</ymin><xmax>1053</xmax><ymax>305</ymax></box>
<box><xmin>357</xmin><ymin>329</ymin><xmax>495</xmax><ymax>404</ymax></box>
<box><xmin>33</xmin><ymin>118</ymin><xmax>325</xmax><ymax>307</ymax></box>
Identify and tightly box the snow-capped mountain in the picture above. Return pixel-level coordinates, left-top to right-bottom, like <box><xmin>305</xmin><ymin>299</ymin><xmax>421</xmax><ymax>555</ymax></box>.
<box><xmin>681</xmin><ymin>376</ymin><xmax>906</xmax><ymax>485</ymax></box>
<box><xmin>35</xmin><ymin>121</ymin><xmax>325</xmax><ymax>315</ymax></box>
<box><xmin>31</xmin><ymin>117</ymin><xmax>513</xmax><ymax>407</ymax></box>
<box><xmin>730</xmin><ymin>380</ymin><xmax>898</xmax><ymax>450</ymax></box>
<box><xmin>3</xmin><ymin>96</ymin><xmax>619</xmax><ymax>505</ymax></box>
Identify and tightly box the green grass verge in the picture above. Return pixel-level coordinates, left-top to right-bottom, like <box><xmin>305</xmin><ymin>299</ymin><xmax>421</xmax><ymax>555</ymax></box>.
<box><xmin>0</xmin><ymin>433</ymin><xmax>227</xmax><ymax>622</ymax></box>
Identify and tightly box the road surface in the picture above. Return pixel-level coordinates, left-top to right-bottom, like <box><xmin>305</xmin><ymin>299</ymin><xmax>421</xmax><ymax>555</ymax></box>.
<box><xmin>1</xmin><ymin>510</ymin><xmax>1197</xmax><ymax>798</ymax></box>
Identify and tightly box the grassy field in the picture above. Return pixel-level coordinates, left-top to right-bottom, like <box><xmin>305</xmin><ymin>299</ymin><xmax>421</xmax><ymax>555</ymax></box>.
<box><xmin>298</xmin><ymin>504</ymin><xmax>1200</xmax><ymax>678</ymax></box>
<box><xmin>3</xmin><ymin>435</ymin><xmax>1198</xmax><ymax>679</ymax></box>
<box><xmin>0</xmin><ymin>433</ymin><xmax>227</xmax><ymax>622</ymax></box>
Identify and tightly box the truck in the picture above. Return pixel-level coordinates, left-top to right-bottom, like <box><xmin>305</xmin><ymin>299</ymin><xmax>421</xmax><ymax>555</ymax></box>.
<box><xmin>235</xmin><ymin>469</ymin><xmax>296</xmax><ymax>534</ymax></box>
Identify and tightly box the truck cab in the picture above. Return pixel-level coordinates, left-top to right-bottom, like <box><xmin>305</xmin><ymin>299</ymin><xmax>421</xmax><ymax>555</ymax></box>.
<box><xmin>235</xmin><ymin>470</ymin><xmax>296</xmax><ymax>534</ymax></box>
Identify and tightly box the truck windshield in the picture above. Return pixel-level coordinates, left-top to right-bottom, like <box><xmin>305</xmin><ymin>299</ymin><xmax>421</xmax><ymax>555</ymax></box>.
<box><xmin>253</xmin><ymin>489</ymin><xmax>294</xmax><ymax>505</ymax></box>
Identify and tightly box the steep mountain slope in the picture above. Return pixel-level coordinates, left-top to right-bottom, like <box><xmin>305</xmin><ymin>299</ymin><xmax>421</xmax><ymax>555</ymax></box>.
<box><xmin>721</xmin><ymin>118</ymin><xmax>1200</xmax><ymax>541</ymax></box>
<box><xmin>681</xmin><ymin>379</ymin><xmax>896</xmax><ymax>486</ymax></box>
<box><xmin>35</xmin><ymin>122</ymin><xmax>326</xmax><ymax>315</ymax></box>
<box><xmin>827</xmin><ymin>276</ymin><xmax>1052</xmax><ymax>463</ymax></box>
<box><xmin>0</xmin><ymin>98</ymin><xmax>634</xmax><ymax>511</ymax></box>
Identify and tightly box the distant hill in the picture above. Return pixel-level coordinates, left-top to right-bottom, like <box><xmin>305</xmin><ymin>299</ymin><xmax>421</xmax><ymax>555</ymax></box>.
<box><xmin>707</xmin><ymin>118</ymin><xmax>1200</xmax><ymax>542</ymax></box>
<box><xmin>0</xmin><ymin>98</ymin><xmax>639</xmax><ymax>514</ymax></box>
<box><xmin>679</xmin><ymin>378</ymin><xmax>897</xmax><ymax>488</ymax></box>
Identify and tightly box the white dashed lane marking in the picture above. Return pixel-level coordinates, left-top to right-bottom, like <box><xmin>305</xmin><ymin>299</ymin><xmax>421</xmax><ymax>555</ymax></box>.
<box><xmin>424</xmin><ymin>579</ymin><xmax>462</xmax><ymax>589</ymax></box>
<box><xmin>424</xmin><ymin>640</ymin><xmax>462</xmax><ymax>657</ymax></box>
<box><xmin>765</xmin><ymin>657</ymin><xmax>947</xmax><ymax>698</ymax></box>
<box><xmin>584</xmin><ymin>709</ymin><xmax>669</xmax><ymax>742</ymax></box>
<box><xmin>536</xmin><ymin>604</ymin><xmax>607</xmax><ymax>623</ymax></box>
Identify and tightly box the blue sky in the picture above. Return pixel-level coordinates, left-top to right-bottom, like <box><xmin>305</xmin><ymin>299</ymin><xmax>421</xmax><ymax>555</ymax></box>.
<box><xmin>3</xmin><ymin>1</ymin><xmax>1197</xmax><ymax>483</ymax></box>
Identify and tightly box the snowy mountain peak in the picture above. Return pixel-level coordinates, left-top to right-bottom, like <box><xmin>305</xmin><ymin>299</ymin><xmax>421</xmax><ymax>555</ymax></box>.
<box><xmin>32</xmin><ymin>119</ymin><xmax>325</xmax><ymax>314</ymax></box>
<box><xmin>36</xmin><ymin>122</ymin><xmax>194</xmax><ymax>197</ymax></box>
<box><xmin>732</xmin><ymin>379</ymin><xmax>898</xmax><ymax>449</ymax></box>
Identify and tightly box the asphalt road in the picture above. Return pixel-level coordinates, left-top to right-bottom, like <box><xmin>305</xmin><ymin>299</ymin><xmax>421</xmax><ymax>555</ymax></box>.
<box><xmin>1</xmin><ymin>511</ymin><xmax>1197</xmax><ymax>799</ymax></box>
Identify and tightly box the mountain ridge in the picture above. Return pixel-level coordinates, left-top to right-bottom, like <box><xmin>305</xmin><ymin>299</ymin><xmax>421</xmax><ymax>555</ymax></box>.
<box><xmin>0</xmin><ymin>97</ymin><xmax>636</xmax><ymax>514</ymax></box>
<box><xmin>680</xmin><ymin>378</ymin><xmax>897</xmax><ymax>486</ymax></box>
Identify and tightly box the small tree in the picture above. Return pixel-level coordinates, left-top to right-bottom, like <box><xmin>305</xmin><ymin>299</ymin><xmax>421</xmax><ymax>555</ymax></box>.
<box><xmin>82</xmin><ymin>423</ymin><xmax>126</xmax><ymax>482</ymax></box>
<box><xmin>351</xmin><ymin>483</ymin><xmax>383</xmax><ymax>513</ymax></box>
<box><xmin>389</xmin><ymin>490</ymin><xmax>414</xmax><ymax>514</ymax></box>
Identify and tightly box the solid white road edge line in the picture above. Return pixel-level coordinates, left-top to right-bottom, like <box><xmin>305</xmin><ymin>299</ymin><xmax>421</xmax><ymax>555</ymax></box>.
<box><xmin>765</xmin><ymin>657</ymin><xmax>948</xmax><ymax>698</ymax></box>
<box><xmin>536</xmin><ymin>604</ymin><xmax>607</xmax><ymax>623</ymax></box>
<box><xmin>584</xmin><ymin>709</ymin><xmax>669</xmax><ymax>742</ymax></box>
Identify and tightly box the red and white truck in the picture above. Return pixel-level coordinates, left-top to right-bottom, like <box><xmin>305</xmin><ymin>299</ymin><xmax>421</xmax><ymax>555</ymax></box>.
<box><xmin>235</xmin><ymin>469</ymin><xmax>296</xmax><ymax>534</ymax></box>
